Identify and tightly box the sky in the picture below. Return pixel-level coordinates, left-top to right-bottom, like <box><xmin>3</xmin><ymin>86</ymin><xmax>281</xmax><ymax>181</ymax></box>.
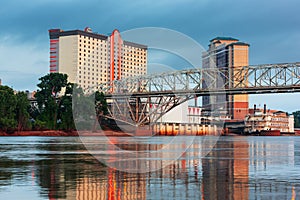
<box><xmin>0</xmin><ymin>0</ymin><xmax>300</xmax><ymax>112</ymax></box>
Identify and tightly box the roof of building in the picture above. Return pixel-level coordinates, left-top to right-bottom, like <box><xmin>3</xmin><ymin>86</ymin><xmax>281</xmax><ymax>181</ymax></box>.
<box><xmin>123</xmin><ymin>40</ymin><xmax>147</xmax><ymax>50</ymax></box>
<box><xmin>49</xmin><ymin>29</ymin><xmax>108</xmax><ymax>40</ymax></box>
<box><xmin>210</xmin><ymin>36</ymin><xmax>238</xmax><ymax>42</ymax></box>
<box><xmin>49</xmin><ymin>28</ymin><xmax>147</xmax><ymax>49</ymax></box>
<box><xmin>227</xmin><ymin>41</ymin><xmax>250</xmax><ymax>47</ymax></box>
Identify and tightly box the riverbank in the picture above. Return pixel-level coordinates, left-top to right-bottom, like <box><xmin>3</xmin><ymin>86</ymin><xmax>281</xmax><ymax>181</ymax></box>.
<box><xmin>0</xmin><ymin>130</ymin><xmax>78</xmax><ymax>136</ymax></box>
<box><xmin>0</xmin><ymin>130</ymin><xmax>131</xmax><ymax>137</ymax></box>
<box><xmin>1</xmin><ymin>130</ymin><xmax>299</xmax><ymax>137</ymax></box>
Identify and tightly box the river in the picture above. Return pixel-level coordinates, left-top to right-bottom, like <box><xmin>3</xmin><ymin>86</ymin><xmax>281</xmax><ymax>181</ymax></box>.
<box><xmin>0</xmin><ymin>136</ymin><xmax>299</xmax><ymax>199</ymax></box>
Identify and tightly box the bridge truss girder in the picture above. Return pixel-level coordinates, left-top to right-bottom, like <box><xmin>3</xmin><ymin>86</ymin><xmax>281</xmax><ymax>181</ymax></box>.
<box><xmin>97</xmin><ymin>62</ymin><xmax>300</xmax><ymax>126</ymax></box>
<box><xmin>106</xmin><ymin>94</ymin><xmax>194</xmax><ymax>127</ymax></box>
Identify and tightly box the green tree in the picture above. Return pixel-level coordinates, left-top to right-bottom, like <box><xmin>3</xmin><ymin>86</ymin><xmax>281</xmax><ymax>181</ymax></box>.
<box><xmin>95</xmin><ymin>91</ymin><xmax>108</xmax><ymax>116</ymax></box>
<box><xmin>0</xmin><ymin>86</ymin><xmax>17</xmax><ymax>132</ymax></box>
<box><xmin>57</xmin><ymin>83</ymin><xmax>75</xmax><ymax>131</ymax></box>
<box><xmin>93</xmin><ymin>91</ymin><xmax>108</xmax><ymax>131</ymax></box>
<box><xmin>293</xmin><ymin>111</ymin><xmax>300</xmax><ymax>128</ymax></box>
<box><xmin>72</xmin><ymin>85</ymin><xmax>96</xmax><ymax>131</ymax></box>
<box><xmin>35</xmin><ymin>73</ymin><xmax>68</xmax><ymax>129</ymax></box>
<box><xmin>15</xmin><ymin>92</ymin><xmax>31</xmax><ymax>131</ymax></box>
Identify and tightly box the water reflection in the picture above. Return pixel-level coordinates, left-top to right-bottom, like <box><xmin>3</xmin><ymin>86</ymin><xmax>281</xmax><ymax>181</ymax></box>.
<box><xmin>201</xmin><ymin>138</ymin><xmax>249</xmax><ymax>200</ymax></box>
<box><xmin>0</xmin><ymin>137</ymin><xmax>299</xmax><ymax>199</ymax></box>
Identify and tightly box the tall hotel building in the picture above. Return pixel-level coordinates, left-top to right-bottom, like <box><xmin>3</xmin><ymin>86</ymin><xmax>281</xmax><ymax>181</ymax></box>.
<box><xmin>202</xmin><ymin>37</ymin><xmax>249</xmax><ymax>120</ymax></box>
<box><xmin>49</xmin><ymin>28</ymin><xmax>147</xmax><ymax>89</ymax></box>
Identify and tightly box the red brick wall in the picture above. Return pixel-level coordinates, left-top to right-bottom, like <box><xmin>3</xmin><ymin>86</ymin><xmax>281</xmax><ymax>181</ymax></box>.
<box><xmin>233</xmin><ymin>102</ymin><xmax>249</xmax><ymax>120</ymax></box>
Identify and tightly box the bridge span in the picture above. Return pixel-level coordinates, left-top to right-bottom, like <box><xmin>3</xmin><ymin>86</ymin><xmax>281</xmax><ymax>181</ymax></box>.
<box><xmin>89</xmin><ymin>62</ymin><xmax>300</xmax><ymax>127</ymax></box>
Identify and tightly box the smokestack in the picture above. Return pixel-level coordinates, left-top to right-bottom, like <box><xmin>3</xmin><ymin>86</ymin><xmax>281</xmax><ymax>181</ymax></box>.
<box><xmin>263</xmin><ymin>104</ymin><xmax>266</xmax><ymax>114</ymax></box>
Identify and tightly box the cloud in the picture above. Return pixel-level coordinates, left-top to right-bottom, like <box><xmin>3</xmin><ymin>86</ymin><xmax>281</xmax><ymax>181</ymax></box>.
<box><xmin>0</xmin><ymin>0</ymin><xmax>300</xmax><ymax>111</ymax></box>
<box><xmin>0</xmin><ymin>36</ymin><xmax>48</xmax><ymax>91</ymax></box>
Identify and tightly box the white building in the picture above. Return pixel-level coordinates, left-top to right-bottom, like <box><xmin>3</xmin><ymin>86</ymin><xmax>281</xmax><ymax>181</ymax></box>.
<box><xmin>49</xmin><ymin>28</ymin><xmax>147</xmax><ymax>89</ymax></box>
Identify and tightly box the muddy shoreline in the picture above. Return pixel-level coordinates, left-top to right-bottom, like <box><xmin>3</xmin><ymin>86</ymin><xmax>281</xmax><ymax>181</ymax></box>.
<box><xmin>0</xmin><ymin>130</ymin><xmax>299</xmax><ymax>137</ymax></box>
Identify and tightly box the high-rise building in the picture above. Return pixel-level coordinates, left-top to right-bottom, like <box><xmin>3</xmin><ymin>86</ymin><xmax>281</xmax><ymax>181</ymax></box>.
<box><xmin>202</xmin><ymin>37</ymin><xmax>249</xmax><ymax>120</ymax></box>
<box><xmin>49</xmin><ymin>28</ymin><xmax>147</xmax><ymax>89</ymax></box>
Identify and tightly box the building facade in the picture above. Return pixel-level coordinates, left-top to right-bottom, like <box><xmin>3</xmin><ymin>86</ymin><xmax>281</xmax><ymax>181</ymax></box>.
<box><xmin>202</xmin><ymin>37</ymin><xmax>249</xmax><ymax>120</ymax></box>
<box><xmin>49</xmin><ymin>28</ymin><xmax>147</xmax><ymax>89</ymax></box>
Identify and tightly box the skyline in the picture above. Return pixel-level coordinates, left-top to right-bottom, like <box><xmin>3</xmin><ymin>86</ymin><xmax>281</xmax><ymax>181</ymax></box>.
<box><xmin>1</xmin><ymin>0</ymin><xmax>300</xmax><ymax>112</ymax></box>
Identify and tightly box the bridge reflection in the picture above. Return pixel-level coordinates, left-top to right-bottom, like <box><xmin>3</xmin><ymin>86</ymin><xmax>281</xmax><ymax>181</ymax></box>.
<box><xmin>2</xmin><ymin>137</ymin><xmax>297</xmax><ymax>199</ymax></box>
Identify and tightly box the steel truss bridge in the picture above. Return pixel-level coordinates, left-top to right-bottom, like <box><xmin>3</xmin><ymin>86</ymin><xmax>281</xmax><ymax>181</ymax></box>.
<box><xmin>95</xmin><ymin>62</ymin><xmax>300</xmax><ymax>127</ymax></box>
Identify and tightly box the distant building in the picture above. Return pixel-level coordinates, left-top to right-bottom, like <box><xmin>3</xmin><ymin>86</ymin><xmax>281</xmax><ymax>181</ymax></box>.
<box><xmin>49</xmin><ymin>28</ymin><xmax>147</xmax><ymax>89</ymax></box>
<box><xmin>202</xmin><ymin>37</ymin><xmax>249</xmax><ymax>120</ymax></box>
<box><xmin>245</xmin><ymin>104</ymin><xmax>294</xmax><ymax>133</ymax></box>
<box><xmin>25</xmin><ymin>90</ymin><xmax>36</xmax><ymax>100</ymax></box>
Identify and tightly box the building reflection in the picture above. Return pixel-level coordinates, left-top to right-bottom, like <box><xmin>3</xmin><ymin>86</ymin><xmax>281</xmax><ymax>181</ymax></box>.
<box><xmin>202</xmin><ymin>138</ymin><xmax>249</xmax><ymax>200</ymax></box>
<box><xmin>75</xmin><ymin>169</ymin><xmax>146</xmax><ymax>200</ymax></box>
<box><xmin>35</xmin><ymin>152</ymin><xmax>147</xmax><ymax>200</ymax></box>
<box><xmin>29</xmin><ymin>137</ymin><xmax>300</xmax><ymax>200</ymax></box>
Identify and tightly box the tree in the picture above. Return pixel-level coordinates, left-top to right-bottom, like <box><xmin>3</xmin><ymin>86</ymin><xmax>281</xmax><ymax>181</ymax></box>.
<box><xmin>293</xmin><ymin>111</ymin><xmax>300</xmax><ymax>128</ymax></box>
<box><xmin>35</xmin><ymin>73</ymin><xmax>68</xmax><ymax>129</ymax></box>
<box><xmin>57</xmin><ymin>83</ymin><xmax>75</xmax><ymax>131</ymax></box>
<box><xmin>15</xmin><ymin>92</ymin><xmax>31</xmax><ymax>131</ymax></box>
<box><xmin>93</xmin><ymin>91</ymin><xmax>108</xmax><ymax>131</ymax></box>
<box><xmin>95</xmin><ymin>91</ymin><xmax>108</xmax><ymax>116</ymax></box>
<box><xmin>0</xmin><ymin>86</ymin><xmax>17</xmax><ymax>132</ymax></box>
<box><xmin>72</xmin><ymin>85</ymin><xmax>95</xmax><ymax>131</ymax></box>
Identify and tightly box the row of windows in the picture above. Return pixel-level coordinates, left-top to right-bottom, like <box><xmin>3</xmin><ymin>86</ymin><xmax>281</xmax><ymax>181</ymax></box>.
<box><xmin>126</xmin><ymin>56</ymin><xmax>147</xmax><ymax>60</ymax></box>
<box><xmin>124</xmin><ymin>64</ymin><xmax>146</xmax><ymax>67</ymax></box>
<box><xmin>122</xmin><ymin>66</ymin><xmax>146</xmax><ymax>69</ymax></box>
<box><xmin>271</xmin><ymin>118</ymin><xmax>288</xmax><ymax>121</ymax></box>
<box><xmin>79</xmin><ymin>45</ymin><xmax>108</xmax><ymax>51</ymax></box>
<box><xmin>270</xmin><ymin>123</ymin><xmax>289</xmax><ymax>127</ymax></box>
<box><xmin>78</xmin><ymin>80</ymin><xmax>107</xmax><ymax>86</ymax></box>
<box><xmin>79</xmin><ymin>38</ymin><xmax>106</xmax><ymax>45</ymax></box>
<box><xmin>79</xmin><ymin>57</ymin><xmax>107</xmax><ymax>61</ymax></box>
<box><xmin>121</xmin><ymin>70</ymin><xmax>145</xmax><ymax>76</ymax></box>
<box><xmin>123</xmin><ymin>62</ymin><xmax>147</xmax><ymax>66</ymax></box>
<box><xmin>79</xmin><ymin>68</ymin><xmax>107</xmax><ymax>73</ymax></box>
<box><xmin>125</xmin><ymin>50</ymin><xmax>147</xmax><ymax>56</ymax></box>
<box><xmin>79</xmin><ymin>71</ymin><xmax>107</xmax><ymax>76</ymax></box>
<box><xmin>79</xmin><ymin>50</ymin><xmax>107</xmax><ymax>56</ymax></box>
<box><xmin>78</xmin><ymin>76</ymin><xmax>107</xmax><ymax>81</ymax></box>
<box><xmin>79</xmin><ymin>53</ymin><xmax>109</xmax><ymax>59</ymax></box>
<box><xmin>124</xmin><ymin>57</ymin><xmax>147</xmax><ymax>61</ymax></box>
<box><xmin>79</xmin><ymin>58</ymin><xmax>107</xmax><ymax>62</ymax></box>
<box><xmin>79</xmin><ymin>63</ymin><xmax>108</xmax><ymax>67</ymax></box>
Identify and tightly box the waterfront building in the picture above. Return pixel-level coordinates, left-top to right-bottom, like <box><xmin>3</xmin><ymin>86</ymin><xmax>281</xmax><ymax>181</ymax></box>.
<box><xmin>49</xmin><ymin>28</ymin><xmax>147</xmax><ymax>89</ymax></box>
<box><xmin>245</xmin><ymin>104</ymin><xmax>294</xmax><ymax>133</ymax></box>
<box><xmin>202</xmin><ymin>37</ymin><xmax>249</xmax><ymax>120</ymax></box>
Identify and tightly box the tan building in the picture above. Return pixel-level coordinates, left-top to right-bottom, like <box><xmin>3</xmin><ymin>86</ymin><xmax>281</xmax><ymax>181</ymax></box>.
<box><xmin>202</xmin><ymin>37</ymin><xmax>249</xmax><ymax>120</ymax></box>
<box><xmin>245</xmin><ymin>104</ymin><xmax>294</xmax><ymax>133</ymax></box>
<box><xmin>49</xmin><ymin>28</ymin><xmax>147</xmax><ymax>89</ymax></box>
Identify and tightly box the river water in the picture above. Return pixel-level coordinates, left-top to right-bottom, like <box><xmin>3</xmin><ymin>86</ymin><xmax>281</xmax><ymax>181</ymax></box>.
<box><xmin>0</xmin><ymin>136</ymin><xmax>299</xmax><ymax>200</ymax></box>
